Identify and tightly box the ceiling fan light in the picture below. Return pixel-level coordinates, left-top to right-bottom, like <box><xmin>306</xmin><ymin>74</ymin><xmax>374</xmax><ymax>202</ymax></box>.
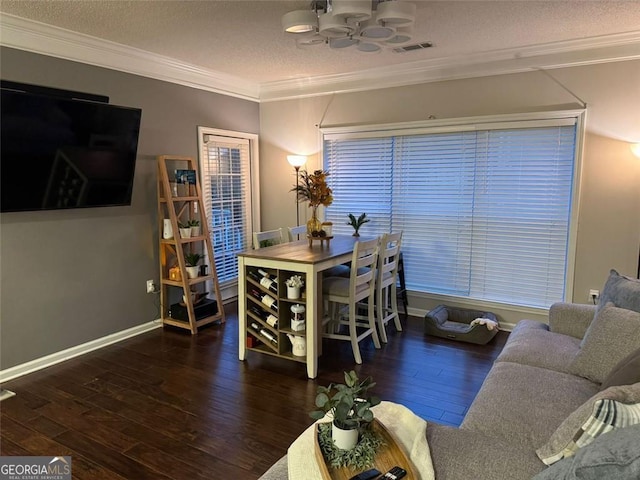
<box><xmin>359</xmin><ymin>19</ymin><xmax>396</xmax><ymax>40</ymax></box>
<box><xmin>331</xmin><ymin>0</ymin><xmax>372</xmax><ymax>21</ymax></box>
<box><xmin>357</xmin><ymin>41</ymin><xmax>382</xmax><ymax>53</ymax></box>
<box><xmin>384</xmin><ymin>26</ymin><xmax>413</xmax><ymax>44</ymax></box>
<box><xmin>376</xmin><ymin>1</ymin><xmax>416</xmax><ymax>26</ymax></box>
<box><xmin>319</xmin><ymin>12</ymin><xmax>355</xmax><ymax>38</ymax></box>
<box><xmin>329</xmin><ymin>36</ymin><xmax>358</xmax><ymax>49</ymax></box>
<box><xmin>282</xmin><ymin>10</ymin><xmax>318</xmax><ymax>34</ymax></box>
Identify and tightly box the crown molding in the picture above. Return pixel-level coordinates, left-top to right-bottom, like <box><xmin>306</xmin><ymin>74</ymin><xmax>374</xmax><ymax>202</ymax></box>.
<box><xmin>1</xmin><ymin>13</ymin><xmax>638</xmax><ymax>103</ymax></box>
<box><xmin>0</xmin><ymin>14</ymin><xmax>260</xmax><ymax>102</ymax></box>
<box><xmin>259</xmin><ymin>31</ymin><xmax>640</xmax><ymax>101</ymax></box>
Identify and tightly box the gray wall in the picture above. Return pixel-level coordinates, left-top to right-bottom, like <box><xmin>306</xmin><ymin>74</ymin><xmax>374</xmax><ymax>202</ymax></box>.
<box><xmin>0</xmin><ymin>47</ymin><xmax>259</xmax><ymax>370</ymax></box>
<box><xmin>260</xmin><ymin>60</ymin><xmax>640</xmax><ymax>325</ymax></box>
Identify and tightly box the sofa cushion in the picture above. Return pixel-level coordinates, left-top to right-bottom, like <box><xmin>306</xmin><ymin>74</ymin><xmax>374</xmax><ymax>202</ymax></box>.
<box><xmin>601</xmin><ymin>347</ymin><xmax>640</xmax><ymax>389</ymax></box>
<box><xmin>427</xmin><ymin>423</ymin><xmax>545</xmax><ymax>480</ymax></box>
<box><xmin>495</xmin><ymin>319</ymin><xmax>580</xmax><ymax>373</ymax></box>
<box><xmin>536</xmin><ymin>383</ymin><xmax>640</xmax><ymax>465</ymax></box>
<box><xmin>598</xmin><ymin>269</ymin><xmax>640</xmax><ymax>314</ymax></box>
<box><xmin>532</xmin><ymin>424</ymin><xmax>640</xmax><ymax>480</ymax></box>
<box><xmin>569</xmin><ymin>303</ymin><xmax>640</xmax><ymax>383</ymax></box>
<box><xmin>461</xmin><ymin>362</ymin><xmax>599</xmax><ymax>448</ymax></box>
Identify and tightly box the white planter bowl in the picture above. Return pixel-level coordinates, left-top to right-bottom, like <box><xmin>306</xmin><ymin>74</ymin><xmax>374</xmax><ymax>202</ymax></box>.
<box><xmin>331</xmin><ymin>422</ymin><xmax>358</xmax><ymax>450</ymax></box>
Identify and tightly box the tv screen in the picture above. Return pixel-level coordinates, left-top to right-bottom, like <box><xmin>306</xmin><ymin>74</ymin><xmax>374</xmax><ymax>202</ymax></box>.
<box><xmin>1</xmin><ymin>85</ymin><xmax>142</xmax><ymax>212</ymax></box>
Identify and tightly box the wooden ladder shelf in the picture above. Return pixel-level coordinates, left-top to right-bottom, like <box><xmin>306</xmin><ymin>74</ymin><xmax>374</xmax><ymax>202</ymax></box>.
<box><xmin>157</xmin><ymin>155</ymin><xmax>225</xmax><ymax>333</ymax></box>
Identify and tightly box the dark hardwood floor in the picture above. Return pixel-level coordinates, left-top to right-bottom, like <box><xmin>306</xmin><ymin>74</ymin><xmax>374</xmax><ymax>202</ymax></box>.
<box><xmin>0</xmin><ymin>303</ymin><xmax>507</xmax><ymax>479</ymax></box>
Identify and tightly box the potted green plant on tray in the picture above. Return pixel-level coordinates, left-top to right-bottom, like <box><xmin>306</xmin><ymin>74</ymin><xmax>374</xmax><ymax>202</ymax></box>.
<box><xmin>184</xmin><ymin>252</ymin><xmax>203</xmax><ymax>279</ymax></box>
<box><xmin>310</xmin><ymin>370</ymin><xmax>381</xmax><ymax>451</ymax></box>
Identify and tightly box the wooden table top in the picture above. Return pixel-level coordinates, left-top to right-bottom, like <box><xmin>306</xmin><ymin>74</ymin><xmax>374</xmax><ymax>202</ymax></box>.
<box><xmin>237</xmin><ymin>234</ymin><xmax>371</xmax><ymax>264</ymax></box>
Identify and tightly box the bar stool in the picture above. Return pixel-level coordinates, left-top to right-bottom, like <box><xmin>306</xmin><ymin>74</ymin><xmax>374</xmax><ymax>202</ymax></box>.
<box><xmin>253</xmin><ymin>228</ymin><xmax>284</xmax><ymax>249</ymax></box>
<box><xmin>376</xmin><ymin>232</ymin><xmax>403</xmax><ymax>343</ymax></box>
<box><xmin>396</xmin><ymin>251</ymin><xmax>408</xmax><ymax>315</ymax></box>
<box><xmin>287</xmin><ymin>225</ymin><xmax>307</xmax><ymax>242</ymax></box>
<box><xmin>321</xmin><ymin>237</ymin><xmax>381</xmax><ymax>364</ymax></box>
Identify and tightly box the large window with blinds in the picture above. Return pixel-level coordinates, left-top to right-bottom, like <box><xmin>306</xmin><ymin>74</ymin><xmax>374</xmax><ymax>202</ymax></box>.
<box><xmin>198</xmin><ymin>128</ymin><xmax>257</xmax><ymax>296</ymax></box>
<box><xmin>323</xmin><ymin>113</ymin><xmax>582</xmax><ymax>308</ymax></box>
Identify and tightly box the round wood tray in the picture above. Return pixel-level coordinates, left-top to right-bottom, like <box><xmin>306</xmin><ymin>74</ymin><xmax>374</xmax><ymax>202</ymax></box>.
<box><xmin>313</xmin><ymin>419</ymin><xmax>418</xmax><ymax>480</ymax></box>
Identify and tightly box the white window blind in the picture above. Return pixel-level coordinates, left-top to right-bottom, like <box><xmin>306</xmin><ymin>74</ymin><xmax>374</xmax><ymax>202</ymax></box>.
<box><xmin>324</xmin><ymin>137</ymin><xmax>394</xmax><ymax>235</ymax></box>
<box><xmin>324</xmin><ymin>120</ymin><xmax>577</xmax><ymax>308</ymax></box>
<box><xmin>200</xmin><ymin>134</ymin><xmax>252</xmax><ymax>286</ymax></box>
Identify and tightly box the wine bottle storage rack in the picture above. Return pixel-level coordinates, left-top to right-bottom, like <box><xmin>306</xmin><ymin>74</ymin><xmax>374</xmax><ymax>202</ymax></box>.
<box><xmin>244</xmin><ymin>266</ymin><xmax>307</xmax><ymax>362</ymax></box>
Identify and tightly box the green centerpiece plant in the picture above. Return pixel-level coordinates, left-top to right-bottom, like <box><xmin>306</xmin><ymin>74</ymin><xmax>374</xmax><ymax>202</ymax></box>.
<box><xmin>347</xmin><ymin>213</ymin><xmax>370</xmax><ymax>237</ymax></box>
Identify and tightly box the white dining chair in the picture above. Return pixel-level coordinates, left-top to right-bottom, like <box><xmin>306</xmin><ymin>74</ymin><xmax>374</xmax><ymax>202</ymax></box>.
<box><xmin>321</xmin><ymin>237</ymin><xmax>381</xmax><ymax>364</ymax></box>
<box><xmin>376</xmin><ymin>231</ymin><xmax>403</xmax><ymax>343</ymax></box>
<box><xmin>253</xmin><ymin>228</ymin><xmax>285</xmax><ymax>249</ymax></box>
<box><xmin>287</xmin><ymin>225</ymin><xmax>307</xmax><ymax>242</ymax></box>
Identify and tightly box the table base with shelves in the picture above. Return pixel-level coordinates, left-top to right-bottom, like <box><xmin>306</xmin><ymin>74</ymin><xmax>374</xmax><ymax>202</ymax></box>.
<box><xmin>238</xmin><ymin>235</ymin><xmax>364</xmax><ymax>378</ymax></box>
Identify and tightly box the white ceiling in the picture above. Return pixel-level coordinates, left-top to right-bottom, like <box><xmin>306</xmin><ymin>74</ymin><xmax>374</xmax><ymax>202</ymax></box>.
<box><xmin>1</xmin><ymin>1</ymin><xmax>640</xmax><ymax>101</ymax></box>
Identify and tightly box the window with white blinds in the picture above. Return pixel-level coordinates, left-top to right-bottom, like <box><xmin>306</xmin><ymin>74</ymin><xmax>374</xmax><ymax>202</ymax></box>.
<box><xmin>324</xmin><ymin>117</ymin><xmax>579</xmax><ymax>308</ymax></box>
<box><xmin>199</xmin><ymin>131</ymin><xmax>253</xmax><ymax>288</ymax></box>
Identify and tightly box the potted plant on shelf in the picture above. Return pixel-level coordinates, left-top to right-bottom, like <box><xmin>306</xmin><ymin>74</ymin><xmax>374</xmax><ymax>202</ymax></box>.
<box><xmin>189</xmin><ymin>219</ymin><xmax>201</xmax><ymax>237</ymax></box>
<box><xmin>291</xmin><ymin>169</ymin><xmax>333</xmax><ymax>236</ymax></box>
<box><xmin>347</xmin><ymin>213</ymin><xmax>370</xmax><ymax>237</ymax></box>
<box><xmin>309</xmin><ymin>370</ymin><xmax>381</xmax><ymax>451</ymax></box>
<box><xmin>285</xmin><ymin>274</ymin><xmax>304</xmax><ymax>299</ymax></box>
<box><xmin>178</xmin><ymin>221</ymin><xmax>192</xmax><ymax>238</ymax></box>
<box><xmin>184</xmin><ymin>252</ymin><xmax>203</xmax><ymax>279</ymax></box>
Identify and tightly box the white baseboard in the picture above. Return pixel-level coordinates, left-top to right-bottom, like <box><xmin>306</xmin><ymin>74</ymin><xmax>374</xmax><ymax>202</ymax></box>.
<box><xmin>0</xmin><ymin>319</ymin><xmax>162</xmax><ymax>384</ymax></box>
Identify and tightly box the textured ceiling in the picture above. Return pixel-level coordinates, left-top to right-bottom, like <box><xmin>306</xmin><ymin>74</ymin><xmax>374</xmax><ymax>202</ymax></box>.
<box><xmin>1</xmin><ymin>0</ymin><xmax>640</xmax><ymax>85</ymax></box>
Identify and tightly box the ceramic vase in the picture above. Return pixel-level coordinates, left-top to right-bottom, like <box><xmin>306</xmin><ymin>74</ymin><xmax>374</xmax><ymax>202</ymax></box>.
<box><xmin>331</xmin><ymin>423</ymin><xmax>358</xmax><ymax>450</ymax></box>
<box><xmin>163</xmin><ymin>219</ymin><xmax>173</xmax><ymax>239</ymax></box>
<box><xmin>185</xmin><ymin>266</ymin><xmax>199</xmax><ymax>279</ymax></box>
<box><xmin>287</xmin><ymin>286</ymin><xmax>301</xmax><ymax>299</ymax></box>
<box><xmin>307</xmin><ymin>205</ymin><xmax>322</xmax><ymax>235</ymax></box>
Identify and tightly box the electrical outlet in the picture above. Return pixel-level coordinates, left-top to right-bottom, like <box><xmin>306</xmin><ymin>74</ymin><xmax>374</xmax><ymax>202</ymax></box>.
<box><xmin>589</xmin><ymin>289</ymin><xmax>600</xmax><ymax>302</ymax></box>
<box><xmin>146</xmin><ymin>280</ymin><xmax>156</xmax><ymax>294</ymax></box>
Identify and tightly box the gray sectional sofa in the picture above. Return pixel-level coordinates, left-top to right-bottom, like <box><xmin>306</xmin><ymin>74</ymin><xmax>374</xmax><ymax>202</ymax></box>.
<box><xmin>260</xmin><ymin>270</ymin><xmax>640</xmax><ymax>479</ymax></box>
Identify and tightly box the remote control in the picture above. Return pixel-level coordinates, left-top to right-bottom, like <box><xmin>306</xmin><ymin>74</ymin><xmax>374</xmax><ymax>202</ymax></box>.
<box><xmin>377</xmin><ymin>466</ymin><xmax>407</xmax><ymax>480</ymax></box>
<box><xmin>349</xmin><ymin>468</ymin><xmax>381</xmax><ymax>480</ymax></box>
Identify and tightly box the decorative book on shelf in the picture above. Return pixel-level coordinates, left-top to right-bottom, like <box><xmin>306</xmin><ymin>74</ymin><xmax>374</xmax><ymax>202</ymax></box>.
<box><xmin>175</xmin><ymin>169</ymin><xmax>196</xmax><ymax>196</ymax></box>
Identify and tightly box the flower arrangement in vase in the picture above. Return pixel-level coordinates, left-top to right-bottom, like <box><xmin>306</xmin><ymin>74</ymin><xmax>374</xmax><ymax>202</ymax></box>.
<box><xmin>285</xmin><ymin>274</ymin><xmax>304</xmax><ymax>299</ymax></box>
<box><xmin>291</xmin><ymin>169</ymin><xmax>333</xmax><ymax>237</ymax></box>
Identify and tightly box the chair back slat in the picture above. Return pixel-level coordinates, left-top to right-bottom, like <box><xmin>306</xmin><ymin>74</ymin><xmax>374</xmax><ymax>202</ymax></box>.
<box><xmin>253</xmin><ymin>228</ymin><xmax>284</xmax><ymax>249</ymax></box>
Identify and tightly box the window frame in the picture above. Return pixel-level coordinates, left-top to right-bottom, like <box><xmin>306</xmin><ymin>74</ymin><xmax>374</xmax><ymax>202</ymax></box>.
<box><xmin>197</xmin><ymin>126</ymin><xmax>260</xmax><ymax>300</ymax></box>
<box><xmin>321</xmin><ymin>110</ymin><xmax>586</xmax><ymax>310</ymax></box>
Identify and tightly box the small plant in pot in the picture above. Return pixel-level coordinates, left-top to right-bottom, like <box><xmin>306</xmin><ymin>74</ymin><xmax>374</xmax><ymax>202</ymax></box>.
<box><xmin>347</xmin><ymin>213</ymin><xmax>370</xmax><ymax>237</ymax></box>
<box><xmin>178</xmin><ymin>221</ymin><xmax>192</xmax><ymax>238</ymax></box>
<box><xmin>310</xmin><ymin>370</ymin><xmax>381</xmax><ymax>451</ymax></box>
<box><xmin>188</xmin><ymin>219</ymin><xmax>201</xmax><ymax>237</ymax></box>
<box><xmin>184</xmin><ymin>252</ymin><xmax>203</xmax><ymax>279</ymax></box>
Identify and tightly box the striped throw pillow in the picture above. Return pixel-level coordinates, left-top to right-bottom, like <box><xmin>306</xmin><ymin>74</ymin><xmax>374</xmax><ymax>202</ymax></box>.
<box><xmin>543</xmin><ymin>400</ymin><xmax>640</xmax><ymax>465</ymax></box>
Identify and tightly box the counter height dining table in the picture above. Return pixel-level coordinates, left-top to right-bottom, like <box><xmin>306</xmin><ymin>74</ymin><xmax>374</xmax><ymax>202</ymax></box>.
<box><xmin>237</xmin><ymin>234</ymin><xmax>365</xmax><ymax>378</ymax></box>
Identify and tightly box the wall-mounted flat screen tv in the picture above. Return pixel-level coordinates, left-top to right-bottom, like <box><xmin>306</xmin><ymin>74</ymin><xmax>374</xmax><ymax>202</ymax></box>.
<box><xmin>1</xmin><ymin>82</ymin><xmax>142</xmax><ymax>213</ymax></box>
